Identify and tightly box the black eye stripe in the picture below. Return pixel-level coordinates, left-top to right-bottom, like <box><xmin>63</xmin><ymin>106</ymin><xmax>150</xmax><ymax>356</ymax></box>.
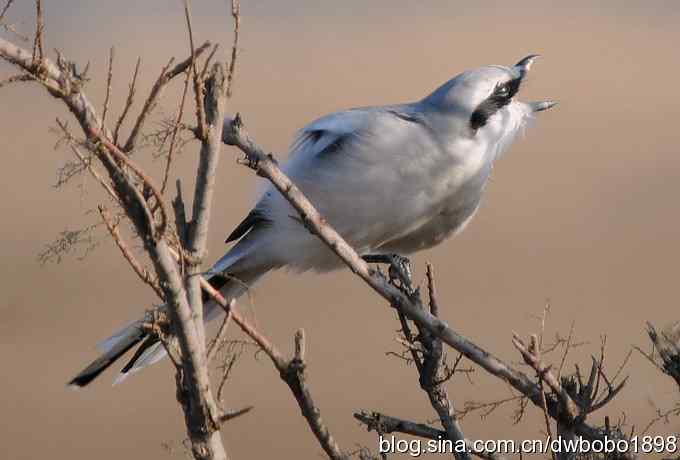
<box><xmin>495</xmin><ymin>77</ymin><xmax>521</xmax><ymax>98</ymax></box>
<box><xmin>470</xmin><ymin>77</ymin><xmax>522</xmax><ymax>130</ymax></box>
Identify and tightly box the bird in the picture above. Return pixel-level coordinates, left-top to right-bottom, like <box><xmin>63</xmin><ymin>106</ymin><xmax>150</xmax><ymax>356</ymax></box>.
<box><xmin>69</xmin><ymin>55</ymin><xmax>556</xmax><ymax>387</ymax></box>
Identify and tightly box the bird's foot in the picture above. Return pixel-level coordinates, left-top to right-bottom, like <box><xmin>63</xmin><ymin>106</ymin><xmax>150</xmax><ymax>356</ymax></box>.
<box><xmin>362</xmin><ymin>253</ymin><xmax>415</xmax><ymax>294</ymax></box>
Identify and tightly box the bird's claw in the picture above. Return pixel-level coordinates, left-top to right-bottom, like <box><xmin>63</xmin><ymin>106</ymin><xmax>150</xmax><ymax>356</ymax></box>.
<box><xmin>362</xmin><ymin>253</ymin><xmax>415</xmax><ymax>294</ymax></box>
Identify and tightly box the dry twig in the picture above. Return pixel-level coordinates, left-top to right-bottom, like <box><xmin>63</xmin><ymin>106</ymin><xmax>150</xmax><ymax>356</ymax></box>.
<box><xmin>226</xmin><ymin>0</ymin><xmax>240</xmax><ymax>98</ymax></box>
<box><xmin>123</xmin><ymin>41</ymin><xmax>210</xmax><ymax>153</ymax></box>
<box><xmin>113</xmin><ymin>57</ymin><xmax>140</xmax><ymax>144</ymax></box>
<box><xmin>222</xmin><ymin>114</ymin><xmax>634</xmax><ymax>458</ymax></box>
<box><xmin>99</xmin><ymin>205</ymin><xmax>164</xmax><ymax>299</ymax></box>
<box><xmin>100</xmin><ymin>47</ymin><xmax>114</xmax><ymax>129</ymax></box>
<box><xmin>354</xmin><ymin>411</ymin><xmax>506</xmax><ymax>460</ymax></box>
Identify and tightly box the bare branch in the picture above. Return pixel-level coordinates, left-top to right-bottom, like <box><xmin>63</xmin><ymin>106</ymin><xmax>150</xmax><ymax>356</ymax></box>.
<box><xmin>182</xmin><ymin>61</ymin><xmax>226</xmax><ymax>352</ymax></box>
<box><xmin>207</xmin><ymin>302</ymin><xmax>233</xmax><ymax>363</ymax></box>
<box><xmin>99</xmin><ymin>205</ymin><xmax>164</xmax><ymax>299</ymax></box>
<box><xmin>123</xmin><ymin>41</ymin><xmax>210</xmax><ymax>153</ymax></box>
<box><xmin>226</xmin><ymin>0</ymin><xmax>240</xmax><ymax>98</ymax></box>
<box><xmin>54</xmin><ymin>118</ymin><xmax>120</xmax><ymax>202</ymax></box>
<box><xmin>100</xmin><ymin>47</ymin><xmax>114</xmax><ymax>129</ymax></box>
<box><xmin>557</xmin><ymin>321</ymin><xmax>575</xmax><ymax>379</ymax></box>
<box><xmin>455</xmin><ymin>395</ymin><xmax>527</xmax><ymax>421</ymax></box>
<box><xmin>215</xmin><ymin>336</ymin><xmax>245</xmax><ymax>403</ymax></box>
<box><xmin>512</xmin><ymin>333</ymin><xmax>579</xmax><ymax>422</ymax></box>
<box><xmin>0</xmin><ymin>0</ymin><xmax>15</xmax><ymax>23</ymax></box>
<box><xmin>70</xmin><ymin>144</ymin><xmax>118</xmax><ymax>202</ymax></box>
<box><xmin>172</xmin><ymin>179</ymin><xmax>189</xmax><ymax>247</ymax></box>
<box><xmin>160</xmin><ymin>64</ymin><xmax>191</xmax><ymax>194</ymax></box>
<box><xmin>184</xmin><ymin>269</ymin><xmax>347</xmax><ymax>459</ymax></box>
<box><xmin>641</xmin><ymin>402</ymin><xmax>680</xmax><ymax>436</ymax></box>
<box><xmin>218</xmin><ymin>405</ymin><xmax>253</xmax><ymax>423</ymax></box>
<box><xmin>183</xmin><ymin>0</ymin><xmax>207</xmax><ymax>138</ymax></box>
<box><xmin>644</xmin><ymin>322</ymin><xmax>680</xmax><ymax>389</ymax></box>
<box><xmin>90</xmin><ymin>127</ymin><xmax>171</xmax><ymax>240</ymax></box>
<box><xmin>222</xmin><ymin>115</ymin><xmax>634</xmax><ymax>457</ymax></box>
<box><xmin>32</xmin><ymin>0</ymin><xmax>44</xmax><ymax>63</ymax></box>
<box><xmin>113</xmin><ymin>57</ymin><xmax>140</xmax><ymax>144</ymax></box>
<box><xmin>185</xmin><ymin>62</ymin><xmax>226</xmax><ymax>261</ymax></box>
<box><xmin>0</xmin><ymin>73</ymin><xmax>33</xmax><ymax>88</ymax></box>
<box><xmin>37</xmin><ymin>223</ymin><xmax>99</xmax><ymax>264</ymax></box>
<box><xmin>279</xmin><ymin>330</ymin><xmax>348</xmax><ymax>460</ymax></box>
<box><xmin>354</xmin><ymin>411</ymin><xmax>506</xmax><ymax>460</ymax></box>
<box><xmin>0</xmin><ymin>33</ymin><xmax>227</xmax><ymax>460</ymax></box>
<box><xmin>408</xmin><ymin>264</ymin><xmax>471</xmax><ymax>460</ymax></box>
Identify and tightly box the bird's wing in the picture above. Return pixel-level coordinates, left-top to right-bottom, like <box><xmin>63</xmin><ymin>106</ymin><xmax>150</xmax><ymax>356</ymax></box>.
<box><xmin>270</xmin><ymin>106</ymin><xmax>458</xmax><ymax>250</ymax></box>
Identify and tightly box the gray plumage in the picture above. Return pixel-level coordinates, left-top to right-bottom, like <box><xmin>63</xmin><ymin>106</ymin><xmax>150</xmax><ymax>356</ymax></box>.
<box><xmin>69</xmin><ymin>55</ymin><xmax>555</xmax><ymax>387</ymax></box>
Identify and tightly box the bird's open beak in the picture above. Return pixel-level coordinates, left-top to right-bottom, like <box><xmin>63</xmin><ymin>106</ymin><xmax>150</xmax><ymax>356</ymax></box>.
<box><xmin>528</xmin><ymin>100</ymin><xmax>557</xmax><ymax>112</ymax></box>
<box><xmin>514</xmin><ymin>54</ymin><xmax>557</xmax><ymax>113</ymax></box>
<box><xmin>514</xmin><ymin>54</ymin><xmax>540</xmax><ymax>78</ymax></box>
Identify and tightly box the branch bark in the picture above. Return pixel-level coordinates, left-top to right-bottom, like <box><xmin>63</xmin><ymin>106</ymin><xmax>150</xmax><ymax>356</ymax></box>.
<box><xmin>123</xmin><ymin>41</ymin><xmax>211</xmax><ymax>153</ymax></box>
<box><xmin>191</xmin><ymin>270</ymin><xmax>348</xmax><ymax>460</ymax></box>
<box><xmin>353</xmin><ymin>411</ymin><xmax>506</xmax><ymax>460</ymax></box>
<box><xmin>185</xmin><ymin>62</ymin><xmax>226</xmax><ymax>349</ymax></box>
<box><xmin>222</xmin><ymin>115</ymin><xmax>635</xmax><ymax>459</ymax></box>
<box><xmin>0</xmin><ymin>33</ymin><xmax>228</xmax><ymax>460</ymax></box>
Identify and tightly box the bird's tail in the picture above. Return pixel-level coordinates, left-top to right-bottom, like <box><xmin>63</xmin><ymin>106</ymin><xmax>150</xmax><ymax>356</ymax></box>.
<box><xmin>68</xmin><ymin>266</ymin><xmax>266</xmax><ymax>388</ymax></box>
<box><xmin>68</xmin><ymin>319</ymin><xmax>146</xmax><ymax>387</ymax></box>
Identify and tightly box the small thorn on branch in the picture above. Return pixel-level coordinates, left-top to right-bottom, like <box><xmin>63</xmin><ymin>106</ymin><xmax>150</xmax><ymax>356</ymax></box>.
<box><xmin>218</xmin><ymin>405</ymin><xmax>253</xmax><ymax>423</ymax></box>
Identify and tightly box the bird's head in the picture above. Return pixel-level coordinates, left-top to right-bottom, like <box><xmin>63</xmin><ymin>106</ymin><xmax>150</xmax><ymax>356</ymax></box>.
<box><xmin>423</xmin><ymin>55</ymin><xmax>556</xmax><ymax>133</ymax></box>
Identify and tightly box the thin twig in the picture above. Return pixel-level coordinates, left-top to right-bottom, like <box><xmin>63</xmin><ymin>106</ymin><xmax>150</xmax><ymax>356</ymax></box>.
<box><xmin>90</xmin><ymin>127</ymin><xmax>171</xmax><ymax>239</ymax></box>
<box><xmin>54</xmin><ymin>118</ymin><xmax>119</xmax><ymax>202</ymax></box>
<box><xmin>176</xmin><ymin>263</ymin><xmax>346</xmax><ymax>459</ymax></box>
<box><xmin>354</xmin><ymin>411</ymin><xmax>506</xmax><ymax>460</ymax></box>
<box><xmin>417</xmin><ymin>264</ymin><xmax>471</xmax><ymax>460</ymax></box>
<box><xmin>512</xmin><ymin>333</ymin><xmax>579</xmax><ymax>422</ymax></box>
<box><xmin>183</xmin><ymin>0</ymin><xmax>206</xmax><ymax>138</ymax></box>
<box><xmin>100</xmin><ymin>47</ymin><xmax>114</xmax><ymax>130</ymax></box>
<box><xmin>113</xmin><ymin>57</ymin><xmax>140</xmax><ymax>144</ymax></box>
<box><xmin>160</xmin><ymin>66</ymin><xmax>191</xmax><ymax>194</ymax></box>
<box><xmin>207</xmin><ymin>304</ymin><xmax>233</xmax><ymax>363</ymax></box>
<box><xmin>32</xmin><ymin>0</ymin><xmax>44</xmax><ymax>63</ymax></box>
<box><xmin>99</xmin><ymin>205</ymin><xmax>164</xmax><ymax>299</ymax></box>
<box><xmin>455</xmin><ymin>395</ymin><xmax>526</xmax><ymax>420</ymax></box>
<box><xmin>218</xmin><ymin>405</ymin><xmax>253</xmax><ymax>423</ymax></box>
<box><xmin>0</xmin><ymin>32</ymin><xmax>227</xmax><ymax>459</ymax></box>
<box><xmin>70</xmin><ymin>144</ymin><xmax>118</xmax><ymax>202</ymax></box>
<box><xmin>123</xmin><ymin>41</ymin><xmax>210</xmax><ymax>152</ymax></box>
<box><xmin>221</xmin><ymin>115</ymin><xmax>633</xmax><ymax>457</ymax></box>
<box><xmin>0</xmin><ymin>73</ymin><xmax>33</xmax><ymax>88</ymax></box>
<box><xmin>226</xmin><ymin>0</ymin><xmax>240</xmax><ymax>98</ymax></box>
<box><xmin>641</xmin><ymin>403</ymin><xmax>680</xmax><ymax>436</ymax></box>
<box><xmin>199</xmin><ymin>44</ymin><xmax>219</xmax><ymax>82</ymax></box>
<box><xmin>557</xmin><ymin>321</ymin><xmax>575</xmax><ymax>379</ymax></box>
<box><xmin>0</xmin><ymin>0</ymin><xmax>15</xmax><ymax>22</ymax></box>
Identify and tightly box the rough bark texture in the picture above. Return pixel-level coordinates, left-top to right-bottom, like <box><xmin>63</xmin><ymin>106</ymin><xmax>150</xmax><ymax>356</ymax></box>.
<box><xmin>0</xmin><ymin>34</ymin><xmax>229</xmax><ymax>460</ymax></box>
<box><xmin>222</xmin><ymin>116</ymin><xmax>635</xmax><ymax>459</ymax></box>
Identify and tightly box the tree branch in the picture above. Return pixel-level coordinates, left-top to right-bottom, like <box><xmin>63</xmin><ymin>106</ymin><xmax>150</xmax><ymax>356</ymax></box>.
<box><xmin>183</xmin><ymin>62</ymin><xmax>226</xmax><ymax>351</ymax></box>
<box><xmin>222</xmin><ymin>114</ymin><xmax>635</xmax><ymax>458</ymax></box>
<box><xmin>122</xmin><ymin>41</ymin><xmax>210</xmax><ymax>153</ymax></box>
<box><xmin>183</xmin><ymin>266</ymin><xmax>347</xmax><ymax>460</ymax></box>
<box><xmin>99</xmin><ymin>205</ymin><xmax>164</xmax><ymax>300</ymax></box>
<box><xmin>354</xmin><ymin>411</ymin><xmax>506</xmax><ymax>460</ymax></box>
<box><xmin>0</xmin><ymin>31</ymin><xmax>227</xmax><ymax>460</ymax></box>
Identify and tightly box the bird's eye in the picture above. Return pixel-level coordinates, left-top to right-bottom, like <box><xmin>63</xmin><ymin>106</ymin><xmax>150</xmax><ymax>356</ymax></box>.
<box><xmin>495</xmin><ymin>83</ymin><xmax>510</xmax><ymax>97</ymax></box>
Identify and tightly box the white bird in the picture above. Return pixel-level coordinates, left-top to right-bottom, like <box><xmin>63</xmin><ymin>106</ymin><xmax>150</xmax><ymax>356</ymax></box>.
<box><xmin>69</xmin><ymin>55</ymin><xmax>556</xmax><ymax>387</ymax></box>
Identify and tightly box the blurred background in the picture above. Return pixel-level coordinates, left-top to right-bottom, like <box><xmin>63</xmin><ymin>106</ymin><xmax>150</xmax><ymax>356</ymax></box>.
<box><xmin>1</xmin><ymin>1</ymin><xmax>679</xmax><ymax>458</ymax></box>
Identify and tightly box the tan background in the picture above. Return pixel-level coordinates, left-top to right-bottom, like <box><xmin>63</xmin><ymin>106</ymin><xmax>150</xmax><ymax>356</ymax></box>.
<box><xmin>1</xmin><ymin>1</ymin><xmax>679</xmax><ymax>458</ymax></box>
